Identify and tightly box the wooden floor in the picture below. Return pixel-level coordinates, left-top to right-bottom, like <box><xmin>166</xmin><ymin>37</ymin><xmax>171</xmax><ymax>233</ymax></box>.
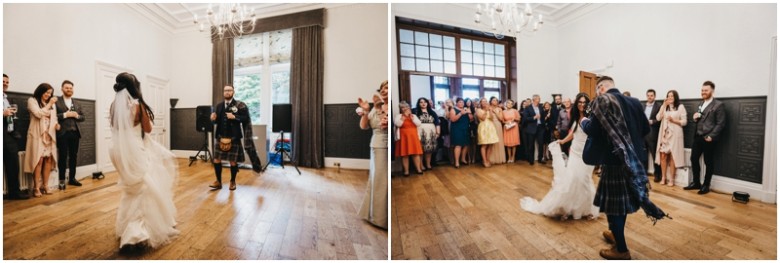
<box><xmin>4</xmin><ymin>159</ymin><xmax>387</xmax><ymax>260</ymax></box>
<box><xmin>391</xmin><ymin>162</ymin><xmax>777</xmax><ymax>260</ymax></box>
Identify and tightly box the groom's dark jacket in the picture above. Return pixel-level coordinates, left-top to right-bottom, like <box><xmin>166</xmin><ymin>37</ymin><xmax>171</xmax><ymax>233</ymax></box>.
<box><xmin>581</xmin><ymin>88</ymin><xmax>650</xmax><ymax>166</ymax></box>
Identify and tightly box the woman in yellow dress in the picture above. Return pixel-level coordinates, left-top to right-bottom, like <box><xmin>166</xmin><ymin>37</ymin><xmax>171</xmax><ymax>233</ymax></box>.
<box><xmin>476</xmin><ymin>98</ymin><xmax>499</xmax><ymax>167</ymax></box>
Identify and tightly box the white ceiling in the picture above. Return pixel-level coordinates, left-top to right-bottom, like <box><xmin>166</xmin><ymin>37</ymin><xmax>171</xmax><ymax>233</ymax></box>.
<box><xmin>126</xmin><ymin>3</ymin><xmax>333</xmax><ymax>34</ymax></box>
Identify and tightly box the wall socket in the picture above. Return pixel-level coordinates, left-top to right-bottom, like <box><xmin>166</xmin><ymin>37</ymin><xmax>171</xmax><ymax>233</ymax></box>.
<box><xmin>334</xmin><ymin>162</ymin><xmax>341</xmax><ymax>167</ymax></box>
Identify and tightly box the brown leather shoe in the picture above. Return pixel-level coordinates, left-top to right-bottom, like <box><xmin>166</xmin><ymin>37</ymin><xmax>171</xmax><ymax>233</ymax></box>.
<box><xmin>209</xmin><ymin>181</ymin><xmax>222</xmax><ymax>189</ymax></box>
<box><xmin>229</xmin><ymin>181</ymin><xmax>236</xmax><ymax>191</ymax></box>
<box><xmin>600</xmin><ymin>246</ymin><xmax>631</xmax><ymax>260</ymax></box>
<box><xmin>603</xmin><ymin>230</ymin><xmax>616</xmax><ymax>244</ymax></box>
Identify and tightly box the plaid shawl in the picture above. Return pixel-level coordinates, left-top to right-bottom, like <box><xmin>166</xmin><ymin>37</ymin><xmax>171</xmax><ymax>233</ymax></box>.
<box><xmin>591</xmin><ymin>92</ymin><xmax>669</xmax><ymax>224</ymax></box>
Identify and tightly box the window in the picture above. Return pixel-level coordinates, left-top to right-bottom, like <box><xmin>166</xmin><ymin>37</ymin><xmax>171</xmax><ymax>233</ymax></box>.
<box><xmin>399</xmin><ymin>29</ymin><xmax>457</xmax><ymax>74</ymax></box>
<box><xmin>461</xmin><ymin>78</ymin><xmax>480</xmax><ymax>101</ymax></box>
<box><xmin>432</xmin><ymin>76</ymin><xmax>450</xmax><ymax>106</ymax></box>
<box><xmin>484</xmin><ymin>80</ymin><xmax>501</xmax><ymax>101</ymax></box>
<box><xmin>233</xmin><ymin>29</ymin><xmax>292</xmax><ymax>125</ymax></box>
<box><xmin>461</xmin><ymin>39</ymin><xmax>505</xmax><ymax>78</ymax></box>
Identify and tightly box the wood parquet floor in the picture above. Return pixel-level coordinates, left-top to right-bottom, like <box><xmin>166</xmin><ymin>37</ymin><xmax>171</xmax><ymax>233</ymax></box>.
<box><xmin>391</xmin><ymin>161</ymin><xmax>777</xmax><ymax>260</ymax></box>
<box><xmin>3</xmin><ymin>159</ymin><xmax>388</xmax><ymax>260</ymax></box>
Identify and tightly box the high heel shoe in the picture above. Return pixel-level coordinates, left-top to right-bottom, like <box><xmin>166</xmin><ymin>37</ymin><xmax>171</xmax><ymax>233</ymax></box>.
<box><xmin>40</xmin><ymin>187</ymin><xmax>53</xmax><ymax>195</ymax></box>
<box><xmin>33</xmin><ymin>188</ymin><xmax>42</xmax><ymax>197</ymax></box>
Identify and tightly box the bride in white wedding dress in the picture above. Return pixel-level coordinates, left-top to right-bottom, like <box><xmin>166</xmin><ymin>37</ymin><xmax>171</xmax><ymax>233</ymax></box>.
<box><xmin>520</xmin><ymin>93</ymin><xmax>599</xmax><ymax>220</ymax></box>
<box><xmin>109</xmin><ymin>72</ymin><xmax>179</xmax><ymax>250</ymax></box>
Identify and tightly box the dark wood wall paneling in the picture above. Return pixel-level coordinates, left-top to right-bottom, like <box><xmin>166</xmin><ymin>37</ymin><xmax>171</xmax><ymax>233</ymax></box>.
<box><xmin>170</xmin><ymin>108</ymin><xmax>204</xmax><ymax>151</ymax></box>
<box><xmin>324</xmin><ymin>104</ymin><xmax>372</xmax><ymax>159</ymax></box>
<box><xmin>671</xmin><ymin>96</ymin><xmax>766</xmax><ymax>184</ymax></box>
<box><xmin>5</xmin><ymin>92</ymin><xmax>96</xmax><ymax>166</ymax></box>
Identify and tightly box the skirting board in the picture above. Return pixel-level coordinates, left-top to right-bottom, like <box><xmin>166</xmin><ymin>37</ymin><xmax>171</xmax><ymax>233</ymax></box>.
<box><xmin>324</xmin><ymin>157</ymin><xmax>369</xmax><ymax>170</ymax></box>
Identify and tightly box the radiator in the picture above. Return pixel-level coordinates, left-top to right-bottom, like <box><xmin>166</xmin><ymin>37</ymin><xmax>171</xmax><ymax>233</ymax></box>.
<box><xmin>3</xmin><ymin>151</ymin><xmax>59</xmax><ymax>194</ymax></box>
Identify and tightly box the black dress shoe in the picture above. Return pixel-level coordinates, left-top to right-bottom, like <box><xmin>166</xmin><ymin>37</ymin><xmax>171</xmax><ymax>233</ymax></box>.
<box><xmin>68</xmin><ymin>180</ymin><xmax>82</xmax><ymax>187</ymax></box>
<box><xmin>529</xmin><ymin>161</ymin><xmax>535</xmax><ymax>165</ymax></box>
<box><xmin>683</xmin><ymin>183</ymin><xmax>701</xmax><ymax>190</ymax></box>
<box><xmin>8</xmin><ymin>192</ymin><xmax>30</xmax><ymax>200</ymax></box>
<box><xmin>539</xmin><ymin>160</ymin><xmax>547</xmax><ymax>164</ymax></box>
<box><xmin>697</xmin><ymin>185</ymin><xmax>710</xmax><ymax>195</ymax></box>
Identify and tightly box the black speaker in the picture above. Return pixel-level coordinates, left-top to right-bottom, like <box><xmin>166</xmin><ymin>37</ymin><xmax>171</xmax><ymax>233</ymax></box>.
<box><xmin>272</xmin><ymin>104</ymin><xmax>292</xmax><ymax>132</ymax></box>
<box><xmin>196</xmin><ymin>105</ymin><xmax>213</xmax><ymax>132</ymax></box>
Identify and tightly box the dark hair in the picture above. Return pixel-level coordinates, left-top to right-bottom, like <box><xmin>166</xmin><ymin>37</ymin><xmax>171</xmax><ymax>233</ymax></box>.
<box><xmin>622</xmin><ymin>91</ymin><xmax>631</xmax><ymax>97</ymax></box>
<box><xmin>62</xmin><ymin>80</ymin><xmax>74</xmax><ymax>87</ymax></box>
<box><xmin>596</xmin><ymin>75</ymin><xmax>614</xmax><ymax>85</ymax></box>
<box><xmin>33</xmin><ymin>83</ymin><xmax>54</xmax><ymax>107</ymax></box>
<box><xmin>665</xmin><ymin>90</ymin><xmax>681</xmax><ymax>110</ymax></box>
<box><xmin>378</xmin><ymin>80</ymin><xmax>388</xmax><ymax>92</ymax></box>
<box><xmin>3</xmin><ymin>74</ymin><xmax>7</xmax><ymax>78</ymax></box>
<box><xmin>114</xmin><ymin>72</ymin><xmax>155</xmax><ymax>123</ymax></box>
<box><xmin>415</xmin><ymin>97</ymin><xmax>434</xmax><ymax>113</ymax></box>
<box><xmin>571</xmin><ymin>92</ymin><xmax>591</xmax><ymax>133</ymax></box>
<box><xmin>466</xmin><ymin>98</ymin><xmax>476</xmax><ymax>114</ymax></box>
<box><xmin>703</xmin><ymin>80</ymin><xmax>715</xmax><ymax>89</ymax></box>
<box><xmin>489</xmin><ymin>96</ymin><xmax>499</xmax><ymax>105</ymax></box>
<box><xmin>646</xmin><ymin>89</ymin><xmax>656</xmax><ymax>96</ymax></box>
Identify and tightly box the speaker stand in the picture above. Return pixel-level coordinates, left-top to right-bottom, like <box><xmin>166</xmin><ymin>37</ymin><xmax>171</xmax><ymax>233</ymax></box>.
<box><xmin>262</xmin><ymin>130</ymin><xmax>301</xmax><ymax>175</ymax></box>
<box><xmin>189</xmin><ymin>131</ymin><xmax>212</xmax><ymax>166</ymax></box>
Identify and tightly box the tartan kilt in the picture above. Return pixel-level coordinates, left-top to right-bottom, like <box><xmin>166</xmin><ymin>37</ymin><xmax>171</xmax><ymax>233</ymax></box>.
<box><xmin>593</xmin><ymin>165</ymin><xmax>640</xmax><ymax>215</ymax></box>
<box><xmin>213</xmin><ymin>138</ymin><xmax>245</xmax><ymax>163</ymax></box>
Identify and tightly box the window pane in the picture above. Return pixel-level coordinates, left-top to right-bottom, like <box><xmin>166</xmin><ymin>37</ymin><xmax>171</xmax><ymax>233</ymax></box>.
<box><xmin>484</xmin><ymin>42</ymin><xmax>494</xmax><ymax>54</ymax></box>
<box><xmin>496</xmin><ymin>55</ymin><xmax>505</xmax><ymax>66</ymax></box>
<box><xmin>472</xmin><ymin>40</ymin><xmax>483</xmax><ymax>53</ymax></box>
<box><xmin>495</xmin><ymin>44</ymin><xmax>505</xmax><ymax>55</ymax></box>
<box><xmin>414</xmin><ymin>31</ymin><xmax>429</xmax><ymax>45</ymax></box>
<box><xmin>272</xmin><ymin>71</ymin><xmax>290</xmax><ymax>104</ymax></box>
<box><xmin>462</xmin><ymin>88</ymin><xmax>480</xmax><ymax>101</ymax></box>
<box><xmin>233</xmin><ymin>74</ymin><xmax>262</xmax><ymax>123</ymax></box>
<box><xmin>443</xmin><ymin>36</ymin><xmax>455</xmax><ymax>49</ymax></box>
<box><xmin>473</xmin><ymin>64</ymin><xmax>484</xmax><ymax>76</ymax></box>
<box><xmin>484</xmin><ymin>90</ymin><xmax>500</xmax><ymax>101</ymax></box>
<box><xmin>485</xmin><ymin>66</ymin><xmax>495</xmax><ymax>77</ymax></box>
<box><xmin>429</xmin><ymin>34</ymin><xmax>442</xmax><ymax>47</ymax></box>
<box><xmin>496</xmin><ymin>67</ymin><xmax>506</xmax><ymax>78</ymax></box>
<box><xmin>400</xmin><ymin>29</ymin><xmax>414</xmax><ymax>44</ymax></box>
<box><xmin>484</xmin><ymin>80</ymin><xmax>500</xmax><ymax>88</ymax></box>
<box><xmin>400</xmin><ymin>43</ymin><xmax>415</xmax><ymax>57</ymax></box>
<box><xmin>444</xmin><ymin>61</ymin><xmax>457</xmax><ymax>74</ymax></box>
<box><xmin>268</xmin><ymin>29</ymin><xmax>292</xmax><ymax>65</ymax></box>
<box><xmin>434</xmin><ymin>88</ymin><xmax>450</xmax><ymax>106</ymax></box>
<box><xmin>461</xmin><ymin>63</ymin><xmax>472</xmax><ymax>75</ymax></box>
<box><xmin>461</xmin><ymin>39</ymin><xmax>472</xmax><ymax>51</ymax></box>
<box><xmin>401</xmin><ymin>57</ymin><xmax>416</xmax><ymax>70</ymax></box>
<box><xmin>461</xmin><ymin>51</ymin><xmax>472</xmax><ymax>63</ymax></box>
<box><xmin>416</xmin><ymin>58</ymin><xmax>430</xmax><ymax>72</ymax></box>
<box><xmin>462</xmin><ymin>78</ymin><xmax>480</xmax><ymax>86</ymax></box>
<box><xmin>473</xmin><ymin>53</ymin><xmax>484</xmax><ymax>64</ymax></box>
<box><xmin>485</xmin><ymin>54</ymin><xmax>495</xmax><ymax>65</ymax></box>
<box><xmin>430</xmin><ymin>47</ymin><xmax>443</xmax><ymax>60</ymax></box>
<box><xmin>443</xmin><ymin>49</ymin><xmax>456</xmax><ymax>61</ymax></box>
<box><xmin>433</xmin><ymin>76</ymin><xmax>449</xmax><ymax>84</ymax></box>
<box><xmin>430</xmin><ymin>60</ymin><xmax>444</xmax><ymax>73</ymax></box>
<box><xmin>415</xmin><ymin>45</ymin><xmax>429</xmax><ymax>58</ymax></box>
<box><xmin>234</xmin><ymin>33</ymin><xmax>264</xmax><ymax>68</ymax></box>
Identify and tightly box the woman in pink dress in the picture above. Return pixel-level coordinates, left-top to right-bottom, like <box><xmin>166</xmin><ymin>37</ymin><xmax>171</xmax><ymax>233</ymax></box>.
<box><xmin>502</xmin><ymin>99</ymin><xmax>521</xmax><ymax>163</ymax></box>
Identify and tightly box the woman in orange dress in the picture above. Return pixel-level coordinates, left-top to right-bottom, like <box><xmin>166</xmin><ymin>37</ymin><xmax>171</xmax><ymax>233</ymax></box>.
<box><xmin>502</xmin><ymin>99</ymin><xmax>521</xmax><ymax>163</ymax></box>
<box><xmin>394</xmin><ymin>101</ymin><xmax>423</xmax><ymax>176</ymax></box>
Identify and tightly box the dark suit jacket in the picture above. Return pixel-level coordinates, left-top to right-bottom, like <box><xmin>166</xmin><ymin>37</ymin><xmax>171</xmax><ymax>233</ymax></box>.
<box><xmin>213</xmin><ymin>99</ymin><xmax>249</xmax><ymax>139</ymax></box>
<box><xmin>643</xmin><ymin>101</ymin><xmax>662</xmax><ymax>145</ymax></box>
<box><xmin>694</xmin><ymin>99</ymin><xmax>726</xmax><ymax>140</ymax></box>
<box><xmin>521</xmin><ymin>104</ymin><xmax>547</xmax><ymax>134</ymax></box>
<box><xmin>55</xmin><ymin>96</ymin><xmax>86</xmax><ymax>138</ymax></box>
<box><xmin>581</xmin><ymin>88</ymin><xmax>650</xmax><ymax>165</ymax></box>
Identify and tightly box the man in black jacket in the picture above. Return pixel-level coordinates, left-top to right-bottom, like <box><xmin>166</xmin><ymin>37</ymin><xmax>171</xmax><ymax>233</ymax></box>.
<box><xmin>55</xmin><ymin>80</ymin><xmax>86</xmax><ymax>189</ymax></box>
<box><xmin>210</xmin><ymin>85</ymin><xmax>249</xmax><ymax>191</ymax></box>
<box><xmin>684</xmin><ymin>80</ymin><xmax>726</xmax><ymax>195</ymax></box>
<box><xmin>521</xmin><ymin>94</ymin><xmax>547</xmax><ymax>165</ymax></box>
<box><xmin>643</xmin><ymin>89</ymin><xmax>662</xmax><ymax>182</ymax></box>
<box><xmin>3</xmin><ymin>73</ymin><xmax>29</xmax><ymax>199</ymax></box>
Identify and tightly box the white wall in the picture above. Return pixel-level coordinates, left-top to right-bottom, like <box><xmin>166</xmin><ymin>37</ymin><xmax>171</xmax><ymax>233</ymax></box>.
<box><xmin>169</xmin><ymin>30</ymin><xmax>212</xmax><ymax>109</ymax></box>
<box><xmin>4</xmin><ymin>4</ymin><xmax>172</xmax><ymax>98</ymax></box>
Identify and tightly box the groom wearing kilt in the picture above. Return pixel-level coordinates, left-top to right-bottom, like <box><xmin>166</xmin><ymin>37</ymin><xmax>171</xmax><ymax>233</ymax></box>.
<box><xmin>210</xmin><ymin>85</ymin><xmax>248</xmax><ymax>191</ymax></box>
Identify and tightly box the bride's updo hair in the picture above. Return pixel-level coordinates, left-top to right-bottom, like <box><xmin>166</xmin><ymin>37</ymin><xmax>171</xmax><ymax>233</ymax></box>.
<box><xmin>114</xmin><ymin>72</ymin><xmax>155</xmax><ymax>122</ymax></box>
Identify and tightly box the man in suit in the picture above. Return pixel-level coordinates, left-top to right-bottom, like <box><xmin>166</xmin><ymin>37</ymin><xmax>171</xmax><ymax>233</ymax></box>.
<box><xmin>55</xmin><ymin>80</ymin><xmax>85</xmax><ymax>189</ymax></box>
<box><xmin>522</xmin><ymin>94</ymin><xmax>547</xmax><ymax>165</ymax></box>
<box><xmin>582</xmin><ymin>75</ymin><xmax>665</xmax><ymax>260</ymax></box>
<box><xmin>3</xmin><ymin>73</ymin><xmax>30</xmax><ymax>199</ymax></box>
<box><xmin>643</xmin><ymin>89</ymin><xmax>662</xmax><ymax>182</ymax></box>
<box><xmin>684</xmin><ymin>80</ymin><xmax>726</xmax><ymax>195</ymax></box>
<box><xmin>210</xmin><ymin>85</ymin><xmax>249</xmax><ymax>191</ymax></box>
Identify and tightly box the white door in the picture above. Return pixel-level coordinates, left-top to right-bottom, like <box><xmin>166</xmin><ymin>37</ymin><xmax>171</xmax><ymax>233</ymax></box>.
<box><xmin>95</xmin><ymin>61</ymin><xmax>132</xmax><ymax>173</ymax></box>
<box><xmin>145</xmin><ymin>76</ymin><xmax>170</xmax><ymax>148</ymax></box>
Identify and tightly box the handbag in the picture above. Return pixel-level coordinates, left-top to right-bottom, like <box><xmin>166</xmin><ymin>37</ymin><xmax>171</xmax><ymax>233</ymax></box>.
<box><xmin>219</xmin><ymin>137</ymin><xmax>233</xmax><ymax>152</ymax></box>
<box><xmin>504</xmin><ymin>121</ymin><xmax>516</xmax><ymax>130</ymax></box>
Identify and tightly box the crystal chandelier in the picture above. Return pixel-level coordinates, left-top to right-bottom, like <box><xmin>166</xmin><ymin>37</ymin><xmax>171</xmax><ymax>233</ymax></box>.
<box><xmin>193</xmin><ymin>3</ymin><xmax>257</xmax><ymax>39</ymax></box>
<box><xmin>474</xmin><ymin>3</ymin><xmax>544</xmax><ymax>39</ymax></box>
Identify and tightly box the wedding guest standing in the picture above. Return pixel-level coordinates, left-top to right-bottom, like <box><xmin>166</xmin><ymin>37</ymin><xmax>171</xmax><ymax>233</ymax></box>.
<box><xmin>413</xmin><ymin>97</ymin><xmax>440</xmax><ymax>170</ymax></box>
<box><xmin>357</xmin><ymin>80</ymin><xmax>388</xmax><ymax>229</ymax></box>
<box><xmin>684</xmin><ymin>81</ymin><xmax>726</xmax><ymax>195</ymax></box>
<box><xmin>55</xmin><ymin>80</ymin><xmax>85</xmax><ymax>190</ymax></box>
<box><xmin>449</xmin><ymin>98</ymin><xmax>472</xmax><ymax>168</ymax></box>
<box><xmin>655</xmin><ymin>90</ymin><xmax>687</xmax><ymax>186</ymax></box>
<box><xmin>24</xmin><ymin>83</ymin><xmax>59</xmax><ymax>197</ymax></box>
<box><xmin>395</xmin><ymin>101</ymin><xmax>423</xmax><ymax>176</ymax></box>
<box><xmin>502</xmin><ymin>99</ymin><xmax>521</xmax><ymax>163</ymax></box>
<box><xmin>3</xmin><ymin>74</ymin><xmax>30</xmax><ymax>199</ymax></box>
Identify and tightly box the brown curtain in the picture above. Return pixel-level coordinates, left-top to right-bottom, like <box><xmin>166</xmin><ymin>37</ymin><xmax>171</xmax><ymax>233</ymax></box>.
<box><xmin>212</xmin><ymin>38</ymin><xmax>234</xmax><ymax>106</ymax></box>
<box><xmin>290</xmin><ymin>25</ymin><xmax>324</xmax><ymax>168</ymax></box>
